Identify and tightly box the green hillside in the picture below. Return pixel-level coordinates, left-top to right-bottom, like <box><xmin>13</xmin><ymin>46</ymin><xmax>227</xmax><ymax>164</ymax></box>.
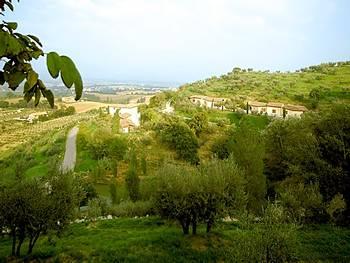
<box><xmin>178</xmin><ymin>61</ymin><xmax>350</xmax><ymax>108</ymax></box>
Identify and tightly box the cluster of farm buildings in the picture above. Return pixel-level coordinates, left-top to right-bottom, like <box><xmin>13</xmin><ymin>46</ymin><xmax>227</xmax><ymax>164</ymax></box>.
<box><xmin>189</xmin><ymin>95</ymin><xmax>308</xmax><ymax>118</ymax></box>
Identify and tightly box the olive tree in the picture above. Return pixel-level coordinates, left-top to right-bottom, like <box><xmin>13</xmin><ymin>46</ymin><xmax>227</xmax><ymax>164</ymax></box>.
<box><xmin>155</xmin><ymin>157</ymin><xmax>247</xmax><ymax>235</ymax></box>
<box><xmin>0</xmin><ymin>174</ymin><xmax>83</xmax><ymax>257</ymax></box>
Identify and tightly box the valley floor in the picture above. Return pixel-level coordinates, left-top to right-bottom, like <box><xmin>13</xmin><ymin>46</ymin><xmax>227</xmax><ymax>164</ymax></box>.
<box><xmin>1</xmin><ymin>217</ymin><xmax>350</xmax><ymax>262</ymax></box>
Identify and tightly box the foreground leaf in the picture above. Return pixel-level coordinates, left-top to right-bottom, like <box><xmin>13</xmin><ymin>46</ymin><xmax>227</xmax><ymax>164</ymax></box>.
<box><xmin>46</xmin><ymin>52</ymin><xmax>61</xmax><ymax>79</ymax></box>
<box><xmin>27</xmin><ymin>70</ymin><xmax>38</xmax><ymax>89</ymax></box>
<box><xmin>60</xmin><ymin>55</ymin><xmax>78</xmax><ymax>88</ymax></box>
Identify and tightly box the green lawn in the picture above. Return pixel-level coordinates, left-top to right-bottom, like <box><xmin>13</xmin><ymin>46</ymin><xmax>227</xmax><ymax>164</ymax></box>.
<box><xmin>1</xmin><ymin>218</ymin><xmax>350</xmax><ymax>262</ymax></box>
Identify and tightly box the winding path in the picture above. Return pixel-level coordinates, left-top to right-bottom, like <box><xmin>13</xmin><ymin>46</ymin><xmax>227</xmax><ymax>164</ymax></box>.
<box><xmin>61</xmin><ymin>126</ymin><xmax>79</xmax><ymax>173</ymax></box>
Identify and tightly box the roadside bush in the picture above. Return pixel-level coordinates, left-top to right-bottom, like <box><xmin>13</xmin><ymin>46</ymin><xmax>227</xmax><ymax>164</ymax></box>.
<box><xmin>107</xmin><ymin>201</ymin><xmax>154</xmax><ymax>217</ymax></box>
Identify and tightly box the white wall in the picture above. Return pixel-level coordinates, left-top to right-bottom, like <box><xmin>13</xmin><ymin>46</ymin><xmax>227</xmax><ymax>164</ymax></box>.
<box><xmin>120</xmin><ymin>107</ymin><xmax>140</xmax><ymax>127</ymax></box>
<box><xmin>286</xmin><ymin>110</ymin><xmax>303</xmax><ymax>118</ymax></box>
<box><xmin>266</xmin><ymin>107</ymin><xmax>283</xmax><ymax>117</ymax></box>
<box><xmin>108</xmin><ymin>106</ymin><xmax>118</xmax><ymax>117</ymax></box>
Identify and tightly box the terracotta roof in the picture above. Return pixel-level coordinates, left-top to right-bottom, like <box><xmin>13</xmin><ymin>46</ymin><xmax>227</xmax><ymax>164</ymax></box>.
<box><xmin>285</xmin><ymin>104</ymin><xmax>308</xmax><ymax>112</ymax></box>
<box><xmin>119</xmin><ymin>113</ymin><xmax>132</xmax><ymax>119</ymax></box>
<box><xmin>120</xmin><ymin>118</ymin><xmax>136</xmax><ymax>128</ymax></box>
<box><xmin>190</xmin><ymin>95</ymin><xmax>227</xmax><ymax>102</ymax></box>
<box><xmin>249</xmin><ymin>101</ymin><xmax>266</xmax><ymax>107</ymax></box>
<box><xmin>267</xmin><ymin>102</ymin><xmax>284</xmax><ymax>108</ymax></box>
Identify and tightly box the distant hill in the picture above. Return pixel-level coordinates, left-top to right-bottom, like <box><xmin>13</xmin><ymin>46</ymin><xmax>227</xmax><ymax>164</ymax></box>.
<box><xmin>178</xmin><ymin>61</ymin><xmax>350</xmax><ymax>109</ymax></box>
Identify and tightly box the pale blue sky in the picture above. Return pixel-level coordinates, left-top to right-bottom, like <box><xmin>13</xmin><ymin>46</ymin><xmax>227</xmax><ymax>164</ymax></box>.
<box><xmin>5</xmin><ymin>0</ymin><xmax>350</xmax><ymax>84</ymax></box>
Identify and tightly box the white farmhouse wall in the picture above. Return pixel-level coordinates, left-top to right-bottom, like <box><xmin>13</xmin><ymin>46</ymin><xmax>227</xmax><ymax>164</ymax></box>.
<box><xmin>285</xmin><ymin>110</ymin><xmax>303</xmax><ymax>118</ymax></box>
<box><xmin>120</xmin><ymin>107</ymin><xmax>140</xmax><ymax>127</ymax></box>
<box><xmin>266</xmin><ymin>107</ymin><xmax>283</xmax><ymax>118</ymax></box>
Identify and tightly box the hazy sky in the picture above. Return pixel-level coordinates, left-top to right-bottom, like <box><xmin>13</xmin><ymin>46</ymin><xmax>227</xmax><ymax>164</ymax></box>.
<box><xmin>5</xmin><ymin>0</ymin><xmax>350</xmax><ymax>84</ymax></box>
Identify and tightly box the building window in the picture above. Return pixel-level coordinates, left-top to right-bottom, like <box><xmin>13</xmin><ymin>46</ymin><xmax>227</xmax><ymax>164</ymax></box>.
<box><xmin>272</xmin><ymin>109</ymin><xmax>276</xmax><ymax>113</ymax></box>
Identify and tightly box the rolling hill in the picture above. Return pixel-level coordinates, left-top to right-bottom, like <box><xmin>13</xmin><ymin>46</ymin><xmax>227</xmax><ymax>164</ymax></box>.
<box><xmin>178</xmin><ymin>61</ymin><xmax>350</xmax><ymax>109</ymax></box>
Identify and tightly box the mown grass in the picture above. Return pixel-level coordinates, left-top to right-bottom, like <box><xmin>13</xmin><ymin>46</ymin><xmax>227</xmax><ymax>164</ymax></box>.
<box><xmin>1</xmin><ymin>218</ymin><xmax>350</xmax><ymax>262</ymax></box>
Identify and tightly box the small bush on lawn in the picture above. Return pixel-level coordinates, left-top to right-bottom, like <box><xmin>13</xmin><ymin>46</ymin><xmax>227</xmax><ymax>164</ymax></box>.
<box><xmin>107</xmin><ymin>201</ymin><xmax>154</xmax><ymax>217</ymax></box>
<box><xmin>225</xmin><ymin>202</ymin><xmax>298</xmax><ymax>262</ymax></box>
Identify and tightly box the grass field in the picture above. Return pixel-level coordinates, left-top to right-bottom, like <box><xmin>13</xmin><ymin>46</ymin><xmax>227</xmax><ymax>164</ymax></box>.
<box><xmin>0</xmin><ymin>217</ymin><xmax>349</xmax><ymax>262</ymax></box>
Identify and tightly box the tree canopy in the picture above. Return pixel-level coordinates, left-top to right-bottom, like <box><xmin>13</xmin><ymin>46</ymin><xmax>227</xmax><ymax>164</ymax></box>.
<box><xmin>0</xmin><ymin>0</ymin><xmax>83</xmax><ymax>107</ymax></box>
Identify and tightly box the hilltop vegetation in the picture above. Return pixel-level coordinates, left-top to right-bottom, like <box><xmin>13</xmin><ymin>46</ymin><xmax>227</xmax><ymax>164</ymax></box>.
<box><xmin>178</xmin><ymin>61</ymin><xmax>350</xmax><ymax>109</ymax></box>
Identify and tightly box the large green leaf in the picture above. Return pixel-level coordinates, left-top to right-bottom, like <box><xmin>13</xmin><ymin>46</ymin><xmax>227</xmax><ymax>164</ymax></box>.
<box><xmin>60</xmin><ymin>56</ymin><xmax>78</xmax><ymax>88</ymax></box>
<box><xmin>74</xmin><ymin>71</ymin><xmax>83</xmax><ymax>100</ymax></box>
<box><xmin>8</xmin><ymin>71</ymin><xmax>26</xmax><ymax>89</ymax></box>
<box><xmin>42</xmin><ymin>89</ymin><xmax>54</xmax><ymax>108</ymax></box>
<box><xmin>46</xmin><ymin>52</ymin><xmax>61</xmax><ymax>79</ymax></box>
<box><xmin>0</xmin><ymin>31</ymin><xmax>9</xmax><ymax>56</ymax></box>
<box><xmin>6</xmin><ymin>22</ymin><xmax>18</xmax><ymax>30</ymax></box>
<box><xmin>27</xmin><ymin>34</ymin><xmax>42</xmax><ymax>47</ymax></box>
<box><xmin>23</xmin><ymin>81</ymin><xmax>30</xmax><ymax>93</ymax></box>
<box><xmin>24</xmin><ymin>90</ymin><xmax>35</xmax><ymax>103</ymax></box>
<box><xmin>37</xmin><ymin>79</ymin><xmax>46</xmax><ymax>91</ymax></box>
<box><xmin>27</xmin><ymin>70</ymin><xmax>38</xmax><ymax>89</ymax></box>
<box><xmin>34</xmin><ymin>87</ymin><xmax>41</xmax><ymax>106</ymax></box>
<box><xmin>6</xmin><ymin>35</ymin><xmax>23</xmax><ymax>55</ymax></box>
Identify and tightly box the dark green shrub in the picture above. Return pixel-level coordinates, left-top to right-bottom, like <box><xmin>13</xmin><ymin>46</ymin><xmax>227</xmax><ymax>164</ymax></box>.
<box><xmin>125</xmin><ymin>152</ymin><xmax>140</xmax><ymax>202</ymax></box>
<box><xmin>155</xmin><ymin>117</ymin><xmax>199</xmax><ymax>164</ymax></box>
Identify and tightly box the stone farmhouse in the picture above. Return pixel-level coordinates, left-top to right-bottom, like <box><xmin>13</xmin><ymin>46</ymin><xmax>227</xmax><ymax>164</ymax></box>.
<box><xmin>248</xmin><ymin>101</ymin><xmax>307</xmax><ymax>118</ymax></box>
<box><xmin>189</xmin><ymin>95</ymin><xmax>227</xmax><ymax>110</ymax></box>
<box><xmin>107</xmin><ymin>106</ymin><xmax>141</xmax><ymax>133</ymax></box>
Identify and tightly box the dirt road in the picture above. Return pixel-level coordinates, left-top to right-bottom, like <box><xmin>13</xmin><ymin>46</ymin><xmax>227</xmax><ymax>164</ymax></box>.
<box><xmin>61</xmin><ymin>127</ymin><xmax>79</xmax><ymax>173</ymax></box>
